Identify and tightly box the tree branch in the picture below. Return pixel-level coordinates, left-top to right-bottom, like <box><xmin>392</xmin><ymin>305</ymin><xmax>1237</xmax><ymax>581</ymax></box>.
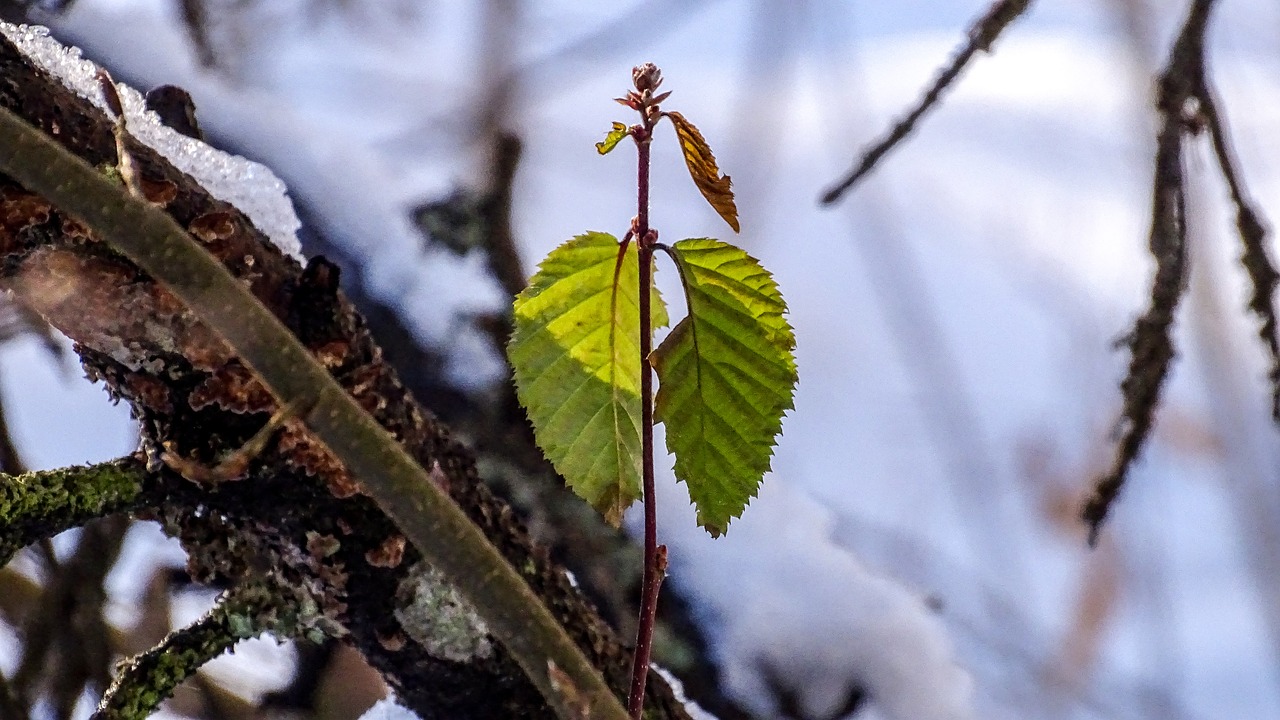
<box><xmin>94</xmin><ymin>583</ymin><xmax>278</xmax><ymax>720</ymax></box>
<box><xmin>0</xmin><ymin>28</ymin><xmax>692</xmax><ymax>720</ymax></box>
<box><xmin>1082</xmin><ymin>0</ymin><xmax>1216</xmax><ymax>543</ymax></box>
<box><xmin>1197</xmin><ymin>80</ymin><xmax>1280</xmax><ymax>421</ymax></box>
<box><xmin>820</xmin><ymin>0</ymin><xmax>1033</xmax><ymax>204</ymax></box>
<box><xmin>0</xmin><ymin>96</ymin><xmax>627</xmax><ymax>720</ymax></box>
<box><xmin>0</xmin><ymin>457</ymin><xmax>148</xmax><ymax>567</ymax></box>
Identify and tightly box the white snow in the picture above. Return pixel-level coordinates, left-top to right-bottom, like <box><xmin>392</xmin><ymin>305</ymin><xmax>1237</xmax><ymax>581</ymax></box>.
<box><xmin>0</xmin><ymin>21</ymin><xmax>304</xmax><ymax>261</ymax></box>
<box><xmin>358</xmin><ymin>696</ymin><xmax>417</xmax><ymax>720</ymax></box>
<box><xmin>37</xmin><ymin>1</ymin><xmax>512</xmax><ymax>389</ymax></box>
<box><xmin>663</xmin><ymin>478</ymin><xmax>973</xmax><ymax>720</ymax></box>
<box><xmin>651</xmin><ymin>665</ymin><xmax>722</xmax><ymax>720</ymax></box>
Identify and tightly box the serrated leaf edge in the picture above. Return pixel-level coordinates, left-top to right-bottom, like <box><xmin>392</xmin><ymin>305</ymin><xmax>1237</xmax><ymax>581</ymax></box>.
<box><xmin>654</xmin><ymin>238</ymin><xmax>796</xmax><ymax>536</ymax></box>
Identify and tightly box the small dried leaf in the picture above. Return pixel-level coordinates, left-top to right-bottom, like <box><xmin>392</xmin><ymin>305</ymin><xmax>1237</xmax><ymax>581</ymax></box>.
<box><xmin>664</xmin><ymin>111</ymin><xmax>739</xmax><ymax>233</ymax></box>
<box><xmin>595</xmin><ymin>122</ymin><xmax>630</xmax><ymax>155</ymax></box>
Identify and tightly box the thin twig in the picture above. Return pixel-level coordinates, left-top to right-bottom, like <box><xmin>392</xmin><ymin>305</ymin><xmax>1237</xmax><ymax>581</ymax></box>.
<box><xmin>1081</xmin><ymin>0</ymin><xmax>1218</xmax><ymax>545</ymax></box>
<box><xmin>13</xmin><ymin>516</ymin><xmax>129</xmax><ymax>717</ymax></box>
<box><xmin>819</xmin><ymin>0</ymin><xmax>1033</xmax><ymax>204</ymax></box>
<box><xmin>1196</xmin><ymin>82</ymin><xmax>1280</xmax><ymax>420</ymax></box>
<box><xmin>56</xmin><ymin>518</ymin><xmax>130</xmax><ymax>717</ymax></box>
<box><xmin>178</xmin><ymin>0</ymin><xmax>219</xmax><ymax>69</ymax></box>
<box><xmin>161</xmin><ymin>397</ymin><xmax>313</xmax><ymax>484</ymax></box>
<box><xmin>93</xmin><ymin>584</ymin><xmax>277</xmax><ymax>720</ymax></box>
<box><xmin>480</xmin><ymin>133</ymin><xmax>528</xmax><ymax>300</ymax></box>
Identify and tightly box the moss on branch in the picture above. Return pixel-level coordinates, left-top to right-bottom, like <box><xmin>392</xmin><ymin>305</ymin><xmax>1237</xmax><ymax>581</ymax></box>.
<box><xmin>0</xmin><ymin>456</ymin><xmax>148</xmax><ymax>566</ymax></box>
<box><xmin>93</xmin><ymin>584</ymin><xmax>277</xmax><ymax>720</ymax></box>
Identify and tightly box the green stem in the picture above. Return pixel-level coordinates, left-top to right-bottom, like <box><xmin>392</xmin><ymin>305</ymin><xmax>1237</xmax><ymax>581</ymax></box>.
<box><xmin>0</xmin><ymin>104</ymin><xmax>627</xmax><ymax>720</ymax></box>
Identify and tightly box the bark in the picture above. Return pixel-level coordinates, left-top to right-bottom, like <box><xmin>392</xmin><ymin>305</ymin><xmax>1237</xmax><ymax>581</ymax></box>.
<box><xmin>0</xmin><ymin>32</ymin><xmax>693</xmax><ymax>720</ymax></box>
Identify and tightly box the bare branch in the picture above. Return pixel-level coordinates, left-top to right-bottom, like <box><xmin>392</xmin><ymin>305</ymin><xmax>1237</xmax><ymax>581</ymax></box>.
<box><xmin>1197</xmin><ymin>82</ymin><xmax>1280</xmax><ymax>420</ymax></box>
<box><xmin>820</xmin><ymin>0</ymin><xmax>1033</xmax><ymax>204</ymax></box>
<box><xmin>1082</xmin><ymin>0</ymin><xmax>1217</xmax><ymax>544</ymax></box>
<box><xmin>15</xmin><ymin>516</ymin><xmax>130</xmax><ymax>717</ymax></box>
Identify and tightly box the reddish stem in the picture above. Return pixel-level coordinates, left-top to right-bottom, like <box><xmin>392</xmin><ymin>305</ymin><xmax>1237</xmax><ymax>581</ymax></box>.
<box><xmin>627</xmin><ymin>111</ymin><xmax>663</xmax><ymax>719</ymax></box>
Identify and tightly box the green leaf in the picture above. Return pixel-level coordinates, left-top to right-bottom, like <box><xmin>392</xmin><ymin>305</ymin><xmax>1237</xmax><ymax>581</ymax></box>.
<box><xmin>595</xmin><ymin>122</ymin><xmax>630</xmax><ymax>155</ymax></box>
<box><xmin>508</xmin><ymin>232</ymin><xmax>667</xmax><ymax>525</ymax></box>
<box><xmin>653</xmin><ymin>238</ymin><xmax>796</xmax><ymax>536</ymax></box>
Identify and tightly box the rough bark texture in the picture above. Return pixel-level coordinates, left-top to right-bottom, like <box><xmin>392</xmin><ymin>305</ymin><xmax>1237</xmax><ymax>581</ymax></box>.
<box><xmin>0</xmin><ymin>33</ymin><xmax>692</xmax><ymax>720</ymax></box>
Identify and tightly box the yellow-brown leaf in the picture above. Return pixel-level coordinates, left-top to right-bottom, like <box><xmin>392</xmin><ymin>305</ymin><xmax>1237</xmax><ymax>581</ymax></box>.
<box><xmin>664</xmin><ymin>111</ymin><xmax>739</xmax><ymax>233</ymax></box>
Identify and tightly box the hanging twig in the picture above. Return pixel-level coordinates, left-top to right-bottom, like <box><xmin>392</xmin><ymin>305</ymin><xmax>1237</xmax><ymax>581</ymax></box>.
<box><xmin>1081</xmin><ymin>0</ymin><xmax>1217</xmax><ymax>545</ymax></box>
<box><xmin>1196</xmin><ymin>83</ymin><xmax>1280</xmax><ymax>420</ymax></box>
<box><xmin>820</xmin><ymin>0</ymin><xmax>1033</xmax><ymax>204</ymax></box>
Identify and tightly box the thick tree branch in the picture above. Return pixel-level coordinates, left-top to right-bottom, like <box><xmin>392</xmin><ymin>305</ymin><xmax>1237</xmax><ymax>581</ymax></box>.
<box><xmin>0</xmin><ymin>96</ymin><xmax>625</xmax><ymax>720</ymax></box>
<box><xmin>0</xmin><ymin>30</ymin><xmax>691</xmax><ymax>720</ymax></box>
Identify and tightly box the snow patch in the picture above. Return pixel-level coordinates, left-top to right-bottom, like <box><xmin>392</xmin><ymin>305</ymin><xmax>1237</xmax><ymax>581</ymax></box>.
<box><xmin>662</xmin><ymin>479</ymin><xmax>975</xmax><ymax>720</ymax></box>
<box><xmin>0</xmin><ymin>21</ymin><xmax>304</xmax><ymax>261</ymax></box>
<box><xmin>652</xmin><ymin>665</ymin><xmax>721</xmax><ymax>720</ymax></box>
<box><xmin>47</xmin><ymin>4</ymin><xmax>511</xmax><ymax>389</ymax></box>
<box><xmin>358</xmin><ymin>696</ymin><xmax>417</xmax><ymax>720</ymax></box>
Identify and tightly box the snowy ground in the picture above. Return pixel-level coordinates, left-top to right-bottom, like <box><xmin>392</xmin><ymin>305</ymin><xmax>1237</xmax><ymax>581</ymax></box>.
<box><xmin>4</xmin><ymin>0</ymin><xmax>1280</xmax><ymax>718</ymax></box>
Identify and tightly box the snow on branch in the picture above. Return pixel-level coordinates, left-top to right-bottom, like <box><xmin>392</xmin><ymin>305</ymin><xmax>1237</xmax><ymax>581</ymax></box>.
<box><xmin>0</xmin><ymin>21</ymin><xmax>303</xmax><ymax>260</ymax></box>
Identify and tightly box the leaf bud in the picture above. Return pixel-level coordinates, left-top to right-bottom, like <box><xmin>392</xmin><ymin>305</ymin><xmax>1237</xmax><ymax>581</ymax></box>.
<box><xmin>632</xmin><ymin>63</ymin><xmax>662</xmax><ymax>93</ymax></box>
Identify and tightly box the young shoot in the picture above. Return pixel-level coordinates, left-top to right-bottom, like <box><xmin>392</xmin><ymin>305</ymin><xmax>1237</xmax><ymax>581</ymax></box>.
<box><xmin>507</xmin><ymin>63</ymin><xmax>797</xmax><ymax>717</ymax></box>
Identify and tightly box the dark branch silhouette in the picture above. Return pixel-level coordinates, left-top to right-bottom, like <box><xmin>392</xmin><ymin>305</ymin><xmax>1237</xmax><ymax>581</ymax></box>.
<box><xmin>1198</xmin><ymin>83</ymin><xmax>1280</xmax><ymax>421</ymax></box>
<box><xmin>1082</xmin><ymin>0</ymin><xmax>1213</xmax><ymax>544</ymax></box>
<box><xmin>819</xmin><ymin>0</ymin><xmax>1033</xmax><ymax>204</ymax></box>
